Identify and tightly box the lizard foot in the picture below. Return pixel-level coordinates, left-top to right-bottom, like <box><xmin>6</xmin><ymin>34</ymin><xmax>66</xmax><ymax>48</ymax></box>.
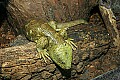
<box><xmin>65</xmin><ymin>38</ymin><xmax>77</xmax><ymax>50</ymax></box>
<box><xmin>37</xmin><ymin>48</ymin><xmax>51</xmax><ymax>62</ymax></box>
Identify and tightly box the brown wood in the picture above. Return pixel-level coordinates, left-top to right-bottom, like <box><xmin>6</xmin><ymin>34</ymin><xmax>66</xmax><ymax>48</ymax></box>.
<box><xmin>0</xmin><ymin>24</ymin><xmax>111</xmax><ymax>80</ymax></box>
<box><xmin>6</xmin><ymin>0</ymin><xmax>98</xmax><ymax>34</ymax></box>
<box><xmin>0</xmin><ymin>0</ymin><xmax>119</xmax><ymax>79</ymax></box>
<box><xmin>99</xmin><ymin>0</ymin><xmax>120</xmax><ymax>48</ymax></box>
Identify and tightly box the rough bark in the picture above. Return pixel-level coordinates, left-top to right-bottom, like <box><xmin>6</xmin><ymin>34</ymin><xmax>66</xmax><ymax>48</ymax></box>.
<box><xmin>0</xmin><ymin>24</ymin><xmax>111</xmax><ymax>80</ymax></box>
<box><xmin>111</xmin><ymin>0</ymin><xmax>120</xmax><ymax>13</ymax></box>
<box><xmin>99</xmin><ymin>0</ymin><xmax>120</xmax><ymax>47</ymax></box>
<box><xmin>0</xmin><ymin>0</ymin><xmax>119</xmax><ymax>79</ymax></box>
<box><xmin>6</xmin><ymin>0</ymin><xmax>98</xmax><ymax>34</ymax></box>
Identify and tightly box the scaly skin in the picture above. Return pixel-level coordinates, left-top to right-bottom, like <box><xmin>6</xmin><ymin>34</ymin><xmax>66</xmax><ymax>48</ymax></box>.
<box><xmin>24</xmin><ymin>19</ymin><xmax>87</xmax><ymax>69</ymax></box>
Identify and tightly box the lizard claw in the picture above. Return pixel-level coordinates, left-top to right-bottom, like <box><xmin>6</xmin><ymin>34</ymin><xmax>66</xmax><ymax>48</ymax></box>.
<box><xmin>37</xmin><ymin>48</ymin><xmax>51</xmax><ymax>62</ymax></box>
<box><xmin>65</xmin><ymin>38</ymin><xmax>77</xmax><ymax>50</ymax></box>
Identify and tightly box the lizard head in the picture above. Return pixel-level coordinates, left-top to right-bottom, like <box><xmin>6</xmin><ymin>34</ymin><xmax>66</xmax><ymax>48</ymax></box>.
<box><xmin>48</xmin><ymin>42</ymin><xmax>72</xmax><ymax>69</ymax></box>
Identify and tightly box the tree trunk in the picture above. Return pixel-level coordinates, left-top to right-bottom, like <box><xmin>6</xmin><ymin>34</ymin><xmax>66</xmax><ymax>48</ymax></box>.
<box><xmin>6</xmin><ymin>0</ymin><xmax>98</xmax><ymax>34</ymax></box>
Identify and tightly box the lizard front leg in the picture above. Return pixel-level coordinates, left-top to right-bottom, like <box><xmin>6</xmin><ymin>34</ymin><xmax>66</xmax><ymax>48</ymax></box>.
<box><xmin>35</xmin><ymin>36</ymin><xmax>51</xmax><ymax>62</ymax></box>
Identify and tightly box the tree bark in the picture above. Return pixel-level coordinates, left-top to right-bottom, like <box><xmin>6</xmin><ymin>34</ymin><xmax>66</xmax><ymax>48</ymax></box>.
<box><xmin>0</xmin><ymin>24</ymin><xmax>111</xmax><ymax>80</ymax></box>
<box><xmin>0</xmin><ymin>0</ymin><xmax>119</xmax><ymax>79</ymax></box>
<box><xmin>6</xmin><ymin>0</ymin><xmax>98</xmax><ymax>34</ymax></box>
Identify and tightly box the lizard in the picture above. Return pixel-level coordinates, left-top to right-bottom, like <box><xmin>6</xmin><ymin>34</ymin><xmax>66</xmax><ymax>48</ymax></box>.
<box><xmin>24</xmin><ymin>19</ymin><xmax>88</xmax><ymax>69</ymax></box>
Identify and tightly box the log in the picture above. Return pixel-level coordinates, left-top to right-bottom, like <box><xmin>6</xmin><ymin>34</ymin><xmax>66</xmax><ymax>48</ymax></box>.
<box><xmin>99</xmin><ymin>0</ymin><xmax>120</xmax><ymax>47</ymax></box>
<box><xmin>0</xmin><ymin>24</ymin><xmax>111</xmax><ymax>80</ymax></box>
<box><xmin>0</xmin><ymin>0</ymin><xmax>119</xmax><ymax>79</ymax></box>
<box><xmin>6</xmin><ymin>0</ymin><xmax>98</xmax><ymax>34</ymax></box>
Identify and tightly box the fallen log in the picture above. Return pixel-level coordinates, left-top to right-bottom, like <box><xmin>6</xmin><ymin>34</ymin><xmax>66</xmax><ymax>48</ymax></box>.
<box><xmin>0</xmin><ymin>0</ymin><xmax>119</xmax><ymax>79</ymax></box>
<box><xmin>0</xmin><ymin>24</ymin><xmax>111</xmax><ymax>80</ymax></box>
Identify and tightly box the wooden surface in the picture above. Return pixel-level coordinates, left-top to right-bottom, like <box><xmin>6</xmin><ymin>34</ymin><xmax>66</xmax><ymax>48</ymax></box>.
<box><xmin>6</xmin><ymin>0</ymin><xmax>98</xmax><ymax>34</ymax></box>
<box><xmin>0</xmin><ymin>0</ymin><xmax>120</xmax><ymax>79</ymax></box>
<box><xmin>0</xmin><ymin>23</ymin><xmax>112</xmax><ymax>80</ymax></box>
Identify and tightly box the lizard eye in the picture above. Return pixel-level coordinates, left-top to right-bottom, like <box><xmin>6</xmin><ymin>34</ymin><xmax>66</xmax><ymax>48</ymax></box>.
<box><xmin>61</xmin><ymin>61</ymin><xmax>65</xmax><ymax>64</ymax></box>
<box><xmin>65</xmin><ymin>43</ymin><xmax>66</xmax><ymax>46</ymax></box>
<box><xmin>64</xmin><ymin>43</ymin><xmax>67</xmax><ymax>46</ymax></box>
